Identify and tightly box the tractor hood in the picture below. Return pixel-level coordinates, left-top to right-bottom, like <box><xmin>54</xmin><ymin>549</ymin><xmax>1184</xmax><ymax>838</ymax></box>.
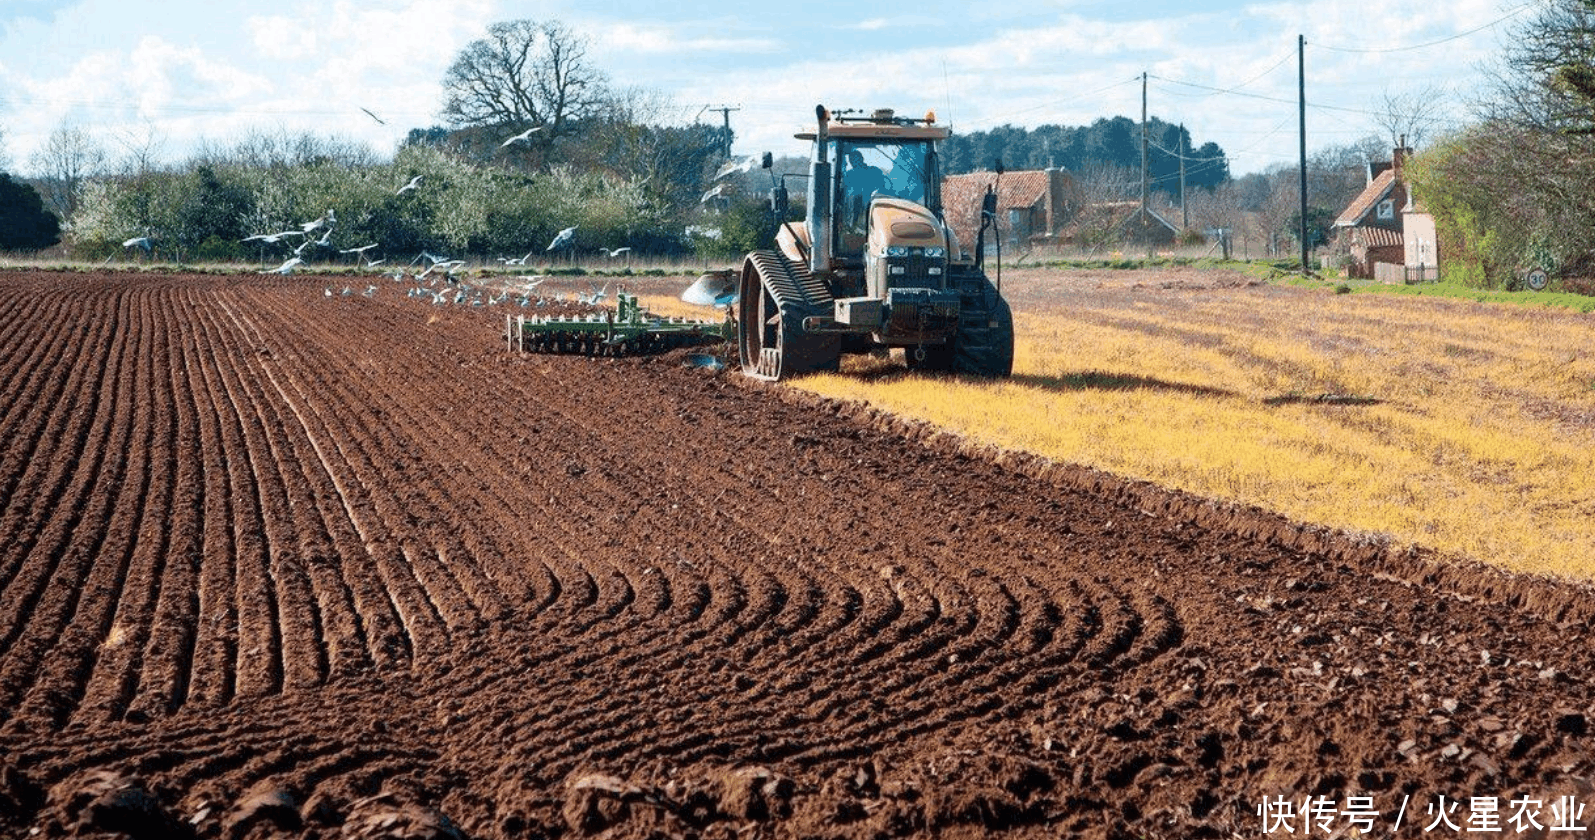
<box><xmin>868</xmin><ymin>198</ymin><xmax>947</xmax><ymax>255</ymax></box>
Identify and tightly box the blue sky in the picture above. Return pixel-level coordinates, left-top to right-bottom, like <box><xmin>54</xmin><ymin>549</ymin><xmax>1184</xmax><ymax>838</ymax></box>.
<box><xmin>0</xmin><ymin>0</ymin><xmax>1524</xmax><ymax>176</ymax></box>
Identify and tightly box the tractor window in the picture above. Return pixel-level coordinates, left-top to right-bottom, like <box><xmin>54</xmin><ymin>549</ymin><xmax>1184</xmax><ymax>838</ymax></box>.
<box><xmin>833</xmin><ymin>140</ymin><xmax>934</xmax><ymax>242</ymax></box>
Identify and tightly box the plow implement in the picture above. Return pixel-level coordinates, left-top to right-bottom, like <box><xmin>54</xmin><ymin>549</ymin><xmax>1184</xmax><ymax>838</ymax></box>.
<box><xmin>506</xmin><ymin>290</ymin><xmax>732</xmax><ymax>356</ymax></box>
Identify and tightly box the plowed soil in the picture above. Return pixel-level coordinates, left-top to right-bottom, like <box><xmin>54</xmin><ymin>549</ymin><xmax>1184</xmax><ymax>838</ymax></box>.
<box><xmin>3</xmin><ymin>269</ymin><xmax>1595</xmax><ymax>840</ymax></box>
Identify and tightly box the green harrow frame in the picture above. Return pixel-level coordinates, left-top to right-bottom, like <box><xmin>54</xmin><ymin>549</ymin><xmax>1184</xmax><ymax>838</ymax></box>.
<box><xmin>506</xmin><ymin>291</ymin><xmax>733</xmax><ymax>356</ymax></box>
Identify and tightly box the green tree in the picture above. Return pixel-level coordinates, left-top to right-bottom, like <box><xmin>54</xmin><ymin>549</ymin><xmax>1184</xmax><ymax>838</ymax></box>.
<box><xmin>0</xmin><ymin>174</ymin><xmax>61</xmax><ymax>249</ymax></box>
<box><xmin>1407</xmin><ymin>0</ymin><xmax>1595</xmax><ymax>286</ymax></box>
<box><xmin>172</xmin><ymin>166</ymin><xmax>252</xmax><ymax>258</ymax></box>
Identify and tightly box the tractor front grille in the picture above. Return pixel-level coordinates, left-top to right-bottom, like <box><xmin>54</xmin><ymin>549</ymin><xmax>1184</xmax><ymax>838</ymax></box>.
<box><xmin>884</xmin><ymin>255</ymin><xmax>945</xmax><ymax>289</ymax></box>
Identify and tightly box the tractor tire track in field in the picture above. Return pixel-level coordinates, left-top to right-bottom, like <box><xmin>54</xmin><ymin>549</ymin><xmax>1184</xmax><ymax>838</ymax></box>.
<box><xmin>2</xmin><ymin>270</ymin><xmax>1595</xmax><ymax>840</ymax></box>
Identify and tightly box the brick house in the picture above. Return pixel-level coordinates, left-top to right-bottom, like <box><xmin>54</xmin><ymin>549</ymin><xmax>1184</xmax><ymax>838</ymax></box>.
<box><xmin>1333</xmin><ymin>145</ymin><xmax>1413</xmax><ymax>279</ymax></box>
<box><xmin>941</xmin><ymin>168</ymin><xmax>1077</xmax><ymax>255</ymax></box>
<box><xmin>941</xmin><ymin>167</ymin><xmax>1179</xmax><ymax>254</ymax></box>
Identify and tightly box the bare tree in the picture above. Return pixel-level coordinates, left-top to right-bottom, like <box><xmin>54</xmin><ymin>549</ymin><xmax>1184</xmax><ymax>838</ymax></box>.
<box><xmin>0</xmin><ymin>126</ymin><xmax>11</xmax><ymax>173</ymax></box>
<box><xmin>1184</xmin><ymin>182</ymin><xmax>1244</xmax><ymax>258</ymax></box>
<box><xmin>112</xmin><ymin>121</ymin><xmax>167</xmax><ymax>178</ymax></box>
<box><xmin>440</xmin><ymin>19</ymin><xmax>611</xmax><ymax>156</ymax></box>
<box><xmin>1069</xmin><ymin>163</ymin><xmax>1138</xmax><ymax>253</ymax></box>
<box><xmin>1374</xmin><ymin>85</ymin><xmax>1447</xmax><ymax>150</ymax></box>
<box><xmin>1488</xmin><ymin>0</ymin><xmax>1595</xmax><ymax>134</ymax></box>
<box><xmin>28</xmin><ymin>122</ymin><xmax>106</xmax><ymax>220</ymax></box>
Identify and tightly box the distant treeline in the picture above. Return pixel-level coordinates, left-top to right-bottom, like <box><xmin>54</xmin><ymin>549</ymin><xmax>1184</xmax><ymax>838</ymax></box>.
<box><xmin>939</xmin><ymin>116</ymin><xmax>1229</xmax><ymax>193</ymax></box>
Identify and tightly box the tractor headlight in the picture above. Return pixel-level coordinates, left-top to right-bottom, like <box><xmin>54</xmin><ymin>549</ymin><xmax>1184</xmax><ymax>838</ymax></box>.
<box><xmin>885</xmin><ymin>245</ymin><xmax>910</xmax><ymax>257</ymax></box>
<box><xmin>924</xmin><ymin>246</ymin><xmax>947</xmax><ymax>258</ymax></box>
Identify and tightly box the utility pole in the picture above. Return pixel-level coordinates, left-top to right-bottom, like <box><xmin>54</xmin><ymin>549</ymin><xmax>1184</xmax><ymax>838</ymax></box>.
<box><xmin>1179</xmin><ymin>122</ymin><xmax>1188</xmax><ymax>231</ymax></box>
<box><xmin>1140</xmin><ymin>72</ymin><xmax>1149</xmax><ymax>214</ymax></box>
<box><xmin>1298</xmin><ymin>34</ymin><xmax>1309</xmax><ymax>275</ymax></box>
<box><xmin>707</xmin><ymin>104</ymin><xmax>740</xmax><ymax>157</ymax></box>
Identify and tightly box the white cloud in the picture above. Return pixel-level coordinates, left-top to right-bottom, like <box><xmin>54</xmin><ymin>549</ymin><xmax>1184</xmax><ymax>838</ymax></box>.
<box><xmin>597</xmin><ymin>21</ymin><xmax>781</xmax><ymax>55</ymax></box>
<box><xmin>0</xmin><ymin>0</ymin><xmax>1517</xmax><ymax>175</ymax></box>
<box><xmin>246</xmin><ymin>15</ymin><xmax>312</xmax><ymax>61</ymax></box>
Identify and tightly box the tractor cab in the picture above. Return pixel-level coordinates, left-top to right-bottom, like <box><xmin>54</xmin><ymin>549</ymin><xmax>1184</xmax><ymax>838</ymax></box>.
<box><xmin>744</xmin><ymin>105</ymin><xmax>1011</xmax><ymax>381</ymax></box>
<box><xmin>777</xmin><ymin>108</ymin><xmax>953</xmax><ymax>302</ymax></box>
<box><xmin>832</xmin><ymin>136</ymin><xmax>937</xmax><ymax>248</ymax></box>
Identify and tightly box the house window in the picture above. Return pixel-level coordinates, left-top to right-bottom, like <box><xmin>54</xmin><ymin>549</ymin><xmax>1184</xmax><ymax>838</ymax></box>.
<box><xmin>1377</xmin><ymin>199</ymin><xmax>1394</xmax><ymax>221</ymax></box>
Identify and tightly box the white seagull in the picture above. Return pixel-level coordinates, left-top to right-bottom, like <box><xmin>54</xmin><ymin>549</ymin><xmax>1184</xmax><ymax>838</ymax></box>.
<box><xmin>397</xmin><ymin>175</ymin><xmax>423</xmax><ymax>195</ymax></box>
<box><xmin>263</xmin><ymin>257</ymin><xmax>304</xmax><ymax>275</ymax></box>
<box><xmin>546</xmin><ymin>226</ymin><xmax>577</xmax><ymax>252</ymax></box>
<box><xmin>243</xmin><ymin>231</ymin><xmax>305</xmax><ymax>244</ymax></box>
<box><xmin>500</xmin><ymin>126</ymin><xmax>542</xmax><ymax>147</ymax></box>
<box><xmin>713</xmin><ymin>156</ymin><xmax>754</xmax><ymax>181</ymax></box>
<box><xmin>497</xmin><ymin>248</ymin><xmax>536</xmax><ymax>266</ymax></box>
<box><xmin>301</xmin><ymin>209</ymin><xmax>336</xmax><ymax>233</ymax></box>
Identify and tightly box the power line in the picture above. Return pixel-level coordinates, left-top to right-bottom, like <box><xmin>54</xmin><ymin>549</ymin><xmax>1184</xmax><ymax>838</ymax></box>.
<box><xmin>1149</xmin><ymin>74</ymin><xmax>1474</xmax><ymax>128</ymax></box>
<box><xmin>1310</xmin><ymin>2</ymin><xmax>1537</xmax><ymax>54</ymax></box>
<box><xmin>1146</xmin><ymin>137</ymin><xmax>1226</xmax><ymax>162</ymax></box>
<box><xmin>959</xmin><ymin>76</ymin><xmax>1142</xmax><ymax>130</ymax></box>
<box><xmin>1148</xmin><ymin>75</ymin><xmax>1297</xmax><ymax>108</ymax></box>
<box><xmin>1153</xmin><ymin>50</ymin><xmax>1296</xmax><ymax>104</ymax></box>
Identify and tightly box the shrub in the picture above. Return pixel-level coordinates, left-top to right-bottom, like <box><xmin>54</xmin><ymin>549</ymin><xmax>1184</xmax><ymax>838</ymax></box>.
<box><xmin>0</xmin><ymin>175</ymin><xmax>61</xmax><ymax>250</ymax></box>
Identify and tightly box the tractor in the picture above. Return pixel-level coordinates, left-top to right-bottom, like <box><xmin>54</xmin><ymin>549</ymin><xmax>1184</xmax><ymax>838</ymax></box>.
<box><xmin>735</xmin><ymin>105</ymin><xmax>1014</xmax><ymax>381</ymax></box>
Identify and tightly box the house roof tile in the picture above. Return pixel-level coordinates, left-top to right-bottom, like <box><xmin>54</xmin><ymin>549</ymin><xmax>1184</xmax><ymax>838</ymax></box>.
<box><xmin>1334</xmin><ymin>169</ymin><xmax>1396</xmax><ymax>228</ymax></box>
<box><xmin>1350</xmin><ymin>226</ymin><xmax>1404</xmax><ymax>248</ymax></box>
<box><xmin>943</xmin><ymin>170</ymin><xmax>1050</xmax><ymax>216</ymax></box>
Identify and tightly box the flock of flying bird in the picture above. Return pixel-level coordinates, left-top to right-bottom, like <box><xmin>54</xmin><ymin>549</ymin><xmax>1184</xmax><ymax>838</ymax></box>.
<box><xmin>320</xmin><ymin>256</ymin><xmax>612</xmax><ymax>311</ymax></box>
<box><xmin>113</xmin><ymin>123</ymin><xmax>599</xmax><ymax>274</ymax></box>
<box><xmin>112</xmin><ymin>122</ymin><xmax>754</xmax><ymax>314</ymax></box>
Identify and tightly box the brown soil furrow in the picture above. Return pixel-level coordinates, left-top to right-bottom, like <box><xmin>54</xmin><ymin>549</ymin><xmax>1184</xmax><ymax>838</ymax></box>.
<box><xmin>231</xmin><ymin>293</ymin><xmax>522</xmax><ymax>648</ymax></box>
<box><xmin>0</xmin><ymin>283</ymin><xmax>136</xmax><ymax>731</ymax></box>
<box><xmin>182</xmin><ymin>285</ymin><xmax>250</xmax><ymax>710</ymax></box>
<box><xmin>127</xmin><ymin>287</ymin><xmax>221</xmax><ymax>718</ymax></box>
<box><xmin>207</xmin><ymin>297</ymin><xmax>413</xmax><ymax>674</ymax></box>
<box><xmin>0</xmin><ymin>288</ymin><xmax>115</xmax><ymax>612</ymax></box>
<box><xmin>0</xmin><ymin>288</ymin><xmax>78</xmax><ymax>517</ymax></box>
<box><xmin>188</xmin><ymin>288</ymin><xmax>334</xmax><ymax>692</ymax></box>
<box><xmin>0</xmin><ymin>278</ymin><xmax>50</xmax><ymax>399</ymax></box>
<box><xmin>181</xmin><ymin>285</ymin><xmax>285</xmax><ymax>700</ymax></box>
<box><xmin>70</xmin><ymin>284</ymin><xmax>179</xmax><ymax>727</ymax></box>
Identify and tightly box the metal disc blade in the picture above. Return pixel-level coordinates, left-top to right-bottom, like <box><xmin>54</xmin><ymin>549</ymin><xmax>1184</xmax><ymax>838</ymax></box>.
<box><xmin>681</xmin><ymin>270</ymin><xmax>738</xmax><ymax>307</ymax></box>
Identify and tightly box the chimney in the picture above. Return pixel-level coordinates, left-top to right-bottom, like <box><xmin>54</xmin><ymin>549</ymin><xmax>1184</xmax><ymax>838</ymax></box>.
<box><xmin>1392</xmin><ymin>134</ymin><xmax>1410</xmax><ymax>178</ymax></box>
<box><xmin>1046</xmin><ymin>166</ymin><xmax>1072</xmax><ymax>236</ymax></box>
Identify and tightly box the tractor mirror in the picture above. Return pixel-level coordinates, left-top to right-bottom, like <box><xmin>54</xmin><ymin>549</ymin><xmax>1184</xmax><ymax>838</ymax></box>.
<box><xmin>761</xmin><ymin>151</ymin><xmax>773</xmax><ymax>170</ymax></box>
<box><xmin>994</xmin><ymin>158</ymin><xmax>1005</xmax><ymax>176</ymax></box>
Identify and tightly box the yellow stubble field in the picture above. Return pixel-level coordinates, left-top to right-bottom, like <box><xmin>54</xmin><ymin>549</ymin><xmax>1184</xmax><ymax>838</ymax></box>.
<box><xmin>769</xmin><ymin>267</ymin><xmax>1595</xmax><ymax>580</ymax></box>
